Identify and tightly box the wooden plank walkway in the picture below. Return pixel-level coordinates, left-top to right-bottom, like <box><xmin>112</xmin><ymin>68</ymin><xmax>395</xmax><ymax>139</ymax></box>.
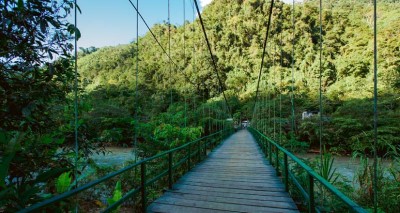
<box><xmin>148</xmin><ymin>129</ymin><xmax>299</xmax><ymax>213</ymax></box>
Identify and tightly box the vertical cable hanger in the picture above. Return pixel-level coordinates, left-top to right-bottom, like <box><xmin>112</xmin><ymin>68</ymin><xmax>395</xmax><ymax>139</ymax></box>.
<box><xmin>133</xmin><ymin>2</ymin><xmax>139</xmax><ymax>205</ymax></box>
<box><xmin>373</xmin><ymin>0</ymin><xmax>378</xmax><ymax>211</ymax></box>
<box><xmin>73</xmin><ymin>0</ymin><xmax>79</xmax><ymax>188</ymax></box>
<box><xmin>268</xmin><ymin>74</ymin><xmax>271</xmax><ymax>135</ymax></box>
<box><xmin>273</xmin><ymin>43</ymin><xmax>277</xmax><ymax>141</ymax></box>
<box><xmin>262</xmin><ymin>93</ymin><xmax>265</xmax><ymax>134</ymax></box>
<box><xmin>264</xmin><ymin>91</ymin><xmax>267</xmax><ymax>134</ymax></box>
<box><xmin>290</xmin><ymin>0</ymin><xmax>296</xmax><ymax>149</ymax></box>
<box><xmin>134</xmin><ymin>0</ymin><xmax>139</xmax><ymax>163</ymax></box>
<box><xmin>279</xmin><ymin>26</ymin><xmax>283</xmax><ymax>146</ymax></box>
<box><xmin>183</xmin><ymin>0</ymin><xmax>187</xmax><ymax>129</ymax></box>
<box><xmin>73</xmin><ymin>1</ymin><xmax>79</xmax><ymax>211</ymax></box>
<box><xmin>168</xmin><ymin>0</ymin><xmax>172</xmax><ymax>106</ymax></box>
<box><xmin>318</xmin><ymin>0</ymin><xmax>324</xmax><ymax>165</ymax></box>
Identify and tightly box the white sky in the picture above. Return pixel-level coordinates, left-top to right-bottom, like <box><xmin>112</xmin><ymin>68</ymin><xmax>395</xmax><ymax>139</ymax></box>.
<box><xmin>200</xmin><ymin>0</ymin><xmax>213</xmax><ymax>7</ymax></box>
<box><xmin>201</xmin><ymin>0</ymin><xmax>304</xmax><ymax>7</ymax></box>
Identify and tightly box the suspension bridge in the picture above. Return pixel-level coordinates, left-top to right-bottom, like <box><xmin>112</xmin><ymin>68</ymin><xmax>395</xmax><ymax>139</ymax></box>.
<box><xmin>148</xmin><ymin>130</ymin><xmax>299</xmax><ymax>213</ymax></box>
<box><xmin>16</xmin><ymin>0</ymin><xmax>381</xmax><ymax>212</ymax></box>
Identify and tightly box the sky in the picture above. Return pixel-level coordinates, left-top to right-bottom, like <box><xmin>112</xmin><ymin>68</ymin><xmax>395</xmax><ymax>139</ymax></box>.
<box><xmin>74</xmin><ymin>0</ymin><xmax>301</xmax><ymax>48</ymax></box>
<box><xmin>75</xmin><ymin>0</ymin><xmax>206</xmax><ymax>48</ymax></box>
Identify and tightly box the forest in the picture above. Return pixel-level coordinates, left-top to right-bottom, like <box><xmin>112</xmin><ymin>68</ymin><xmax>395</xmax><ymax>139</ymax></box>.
<box><xmin>1</xmin><ymin>0</ymin><xmax>399</xmax><ymax>211</ymax></box>
<box><xmin>77</xmin><ymin>0</ymin><xmax>399</xmax><ymax>155</ymax></box>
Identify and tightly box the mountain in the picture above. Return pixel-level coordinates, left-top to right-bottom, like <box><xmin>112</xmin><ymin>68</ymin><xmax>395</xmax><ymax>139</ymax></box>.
<box><xmin>77</xmin><ymin>0</ymin><xmax>399</xmax><ymax>153</ymax></box>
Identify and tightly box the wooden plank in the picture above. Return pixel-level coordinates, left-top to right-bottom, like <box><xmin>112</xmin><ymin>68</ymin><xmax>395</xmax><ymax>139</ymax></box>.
<box><xmin>189</xmin><ymin>168</ymin><xmax>276</xmax><ymax>175</ymax></box>
<box><xmin>167</xmin><ymin>188</ymin><xmax>295</xmax><ymax>202</ymax></box>
<box><xmin>175</xmin><ymin>181</ymin><xmax>286</xmax><ymax>191</ymax></box>
<box><xmin>148</xmin><ymin>203</ymin><xmax>230</xmax><ymax>213</ymax></box>
<box><xmin>172</xmin><ymin>184</ymin><xmax>289</xmax><ymax>197</ymax></box>
<box><xmin>152</xmin><ymin>197</ymin><xmax>299</xmax><ymax>213</ymax></box>
<box><xmin>147</xmin><ymin>130</ymin><xmax>299</xmax><ymax>212</ymax></box>
<box><xmin>184</xmin><ymin>171</ymin><xmax>278</xmax><ymax>179</ymax></box>
<box><xmin>161</xmin><ymin>192</ymin><xmax>298</xmax><ymax>209</ymax></box>
<box><xmin>180</xmin><ymin>175</ymin><xmax>282</xmax><ymax>184</ymax></box>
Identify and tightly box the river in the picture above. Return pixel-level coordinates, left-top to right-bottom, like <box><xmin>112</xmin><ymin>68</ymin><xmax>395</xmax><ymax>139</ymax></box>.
<box><xmin>296</xmin><ymin>153</ymin><xmax>396</xmax><ymax>181</ymax></box>
<box><xmin>91</xmin><ymin>148</ymin><xmax>397</xmax><ymax>181</ymax></box>
<box><xmin>91</xmin><ymin>147</ymin><xmax>136</xmax><ymax>167</ymax></box>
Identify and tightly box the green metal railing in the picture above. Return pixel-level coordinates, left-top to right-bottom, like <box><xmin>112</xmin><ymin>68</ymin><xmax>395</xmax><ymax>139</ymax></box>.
<box><xmin>19</xmin><ymin>129</ymin><xmax>232</xmax><ymax>213</ymax></box>
<box><xmin>249</xmin><ymin>127</ymin><xmax>367</xmax><ymax>213</ymax></box>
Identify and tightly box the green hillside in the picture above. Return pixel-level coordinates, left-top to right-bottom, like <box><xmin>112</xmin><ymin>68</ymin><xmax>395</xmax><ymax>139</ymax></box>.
<box><xmin>78</xmin><ymin>0</ymin><xmax>400</xmax><ymax>154</ymax></box>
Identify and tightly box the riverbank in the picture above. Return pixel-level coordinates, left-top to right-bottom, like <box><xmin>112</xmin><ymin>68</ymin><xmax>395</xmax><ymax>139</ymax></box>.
<box><xmin>296</xmin><ymin>153</ymin><xmax>396</xmax><ymax>181</ymax></box>
<box><xmin>91</xmin><ymin>147</ymin><xmax>136</xmax><ymax>166</ymax></box>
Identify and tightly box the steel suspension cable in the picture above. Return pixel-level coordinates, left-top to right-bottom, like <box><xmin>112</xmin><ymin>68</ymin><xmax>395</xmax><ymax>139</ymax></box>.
<box><xmin>373</xmin><ymin>0</ymin><xmax>378</xmax><ymax>211</ymax></box>
<box><xmin>127</xmin><ymin>0</ymin><xmax>171</xmax><ymax>66</ymax></box>
<box><xmin>193</xmin><ymin>0</ymin><xmax>232</xmax><ymax>119</ymax></box>
<box><xmin>127</xmin><ymin>0</ymin><xmax>195</xmax><ymax>85</ymax></box>
<box><xmin>252</xmin><ymin>0</ymin><xmax>275</xmax><ymax>124</ymax></box>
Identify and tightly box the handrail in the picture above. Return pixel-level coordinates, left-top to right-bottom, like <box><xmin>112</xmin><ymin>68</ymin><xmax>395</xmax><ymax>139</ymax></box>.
<box><xmin>249</xmin><ymin>127</ymin><xmax>367</xmax><ymax>213</ymax></box>
<box><xmin>19</xmin><ymin>129</ymin><xmax>232</xmax><ymax>213</ymax></box>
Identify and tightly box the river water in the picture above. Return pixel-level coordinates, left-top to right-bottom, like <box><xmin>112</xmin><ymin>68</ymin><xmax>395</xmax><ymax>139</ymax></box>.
<box><xmin>296</xmin><ymin>153</ymin><xmax>396</xmax><ymax>181</ymax></box>
<box><xmin>91</xmin><ymin>147</ymin><xmax>136</xmax><ymax>167</ymax></box>
<box><xmin>91</xmin><ymin>148</ymin><xmax>397</xmax><ymax>181</ymax></box>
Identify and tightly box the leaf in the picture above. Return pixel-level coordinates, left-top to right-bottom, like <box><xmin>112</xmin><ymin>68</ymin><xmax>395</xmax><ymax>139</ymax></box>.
<box><xmin>0</xmin><ymin>132</ymin><xmax>23</xmax><ymax>188</ymax></box>
<box><xmin>75</xmin><ymin>27</ymin><xmax>81</xmax><ymax>40</ymax></box>
<box><xmin>40</xmin><ymin>21</ymin><xmax>47</xmax><ymax>34</ymax></box>
<box><xmin>17</xmin><ymin>0</ymin><xmax>24</xmax><ymax>10</ymax></box>
<box><xmin>75</xmin><ymin>3</ymin><xmax>82</xmax><ymax>14</ymax></box>
<box><xmin>47</xmin><ymin>18</ymin><xmax>60</xmax><ymax>28</ymax></box>
<box><xmin>48</xmin><ymin>50</ymin><xmax>53</xmax><ymax>60</ymax></box>
<box><xmin>107</xmin><ymin>181</ymin><xmax>122</xmax><ymax>208</ymax></box>
<box><xmin>55</xmin><ymin>138</ymin><xmax>65</xmax><ymax>145</ymax></box>
<box><xmin>55</xmin><ymin>172</ymin><xmax>72</xmax><ymax>194</ymax></box>
<box><xmin>41</xmin><ymin>135</ymin><xmax>52</xmax><ymax>144</ymax></box>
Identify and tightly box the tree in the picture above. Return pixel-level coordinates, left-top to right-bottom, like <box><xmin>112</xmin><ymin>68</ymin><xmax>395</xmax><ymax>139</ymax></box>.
<box><xmin>1</xmin><ymin>0</ymin><xmax>80</xmax><ymax>131</ymax></box>
<box><xmin>0</xmin><ymin>0</ymin><xmax>81</xmax><ymax>210</ymax></box>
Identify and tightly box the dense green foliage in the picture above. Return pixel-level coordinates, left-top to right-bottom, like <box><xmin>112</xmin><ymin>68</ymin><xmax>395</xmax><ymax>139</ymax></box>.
<box><xmin>77</xmin><ymin>0</ymin><xmax>399</xmax><ymax>155</ymax></box>
<box><xmin>0</xmin><ymin>0</ymin><xmax>94</xmax><ymax>211</ymax></box>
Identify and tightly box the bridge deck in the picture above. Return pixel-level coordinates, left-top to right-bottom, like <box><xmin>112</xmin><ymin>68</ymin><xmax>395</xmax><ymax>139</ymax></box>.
<box><xmin>148</xmin><ymin>130</ymin><xmax>299</xmax><ymax>213</ymax></box>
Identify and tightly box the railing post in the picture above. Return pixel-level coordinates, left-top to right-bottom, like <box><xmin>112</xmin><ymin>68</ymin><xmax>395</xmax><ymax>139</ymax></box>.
<box><xmin>275</xmin><ymin>147</ymin><xmax>279</xmax><ymax>175</ymax></box>
<box><xmin>260</xmin><ymin>136</ymin><xmax>263</xmax><ymax>148</ymax></box>
<box><xmin>198</xmin><ymin>140</ymin><xmax>201</xmax><ymax>162</ymax></box>
<box><xmin>204</xmin><ymin>138</ymin><xmax>207</xmax><ymax>156</ymax></box>
<box><xmin>284</xmin><ymin>153</ymin><xmax>289</xmax><ymax>192</ymax></box>
<box><xmin>264</xmin><ymin>138</ymin><xmax>267</xmax><ymax>157</ymax></box>
<box><xmin>268</xmin><ymin>141</ymin><xmax>272</xmax><ymax>163</ymax></box>
<box><xmin>168</xmin><ymin>152</ymin><xmax>173</xmax><ymax>189</ymax></box>
<box><xmin>188</xmin><ymin>144</ymin><xmax>191</xmax><ymax>171</ymax></box>
<box><xmin>141</xmin><ymin>163</ymin><xmax>146</xmax><ymax>212</ymax></box>
<box><xmin>308</xmin><ymin>174</ymin><xmax>315</xmax><ymax>213</ymax></box>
